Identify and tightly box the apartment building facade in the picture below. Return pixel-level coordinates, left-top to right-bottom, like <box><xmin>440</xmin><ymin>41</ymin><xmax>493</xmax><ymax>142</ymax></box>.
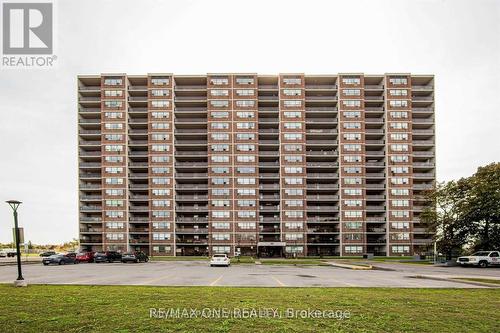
<box><xmin>78</xmin><ymin>73</ymin><xmax>435</xmax><ymax>257</ymax></box>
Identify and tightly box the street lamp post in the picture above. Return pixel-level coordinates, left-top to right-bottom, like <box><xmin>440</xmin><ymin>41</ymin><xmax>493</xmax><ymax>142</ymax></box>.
<box><xmin>6</xmin><ymin>200</ymin><xmax>27</xmax><ymax>287</ymax></box>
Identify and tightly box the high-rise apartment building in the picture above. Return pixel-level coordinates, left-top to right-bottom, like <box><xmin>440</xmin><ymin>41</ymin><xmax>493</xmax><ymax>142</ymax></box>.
<box><xmin>78</xmin><ymin>73</ymin><xmax>435</xmax><ymax>257</ymax></box>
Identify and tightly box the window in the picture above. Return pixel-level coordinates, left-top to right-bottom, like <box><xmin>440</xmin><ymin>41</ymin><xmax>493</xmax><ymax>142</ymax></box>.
<box><xmin>238</xmin><ymin>200</ymin><xmax>256</xmax><ymax>207</ymax></box>
<box><xmin>105</xmin><ymin>156</ymin><xmax>123</xmax><ymax>163</ymax></box>
<box><xmin>285</xmin><ymin>189</ymin><xmax>303</xmax><ymax>196</ymax></box>
<box><xmin>345</xmin><ymin>246</ymin><xmax>362</xmax><ymax>254</ymax></box>
<box><xmin>283</xmin><ymin>100</ymin><xmax>302</xmax><ymax>107</ymax></box>
<box><xmin>283</xmin><ymin>144</ymin><xmax>302</xmax><ymax>152</ymax></box>
<box><xmin>344</xmin><ymin>211</ymin><xmax>362</xmax><ymax>218</ymax></box>
<box><xmin>389</xmin><ymin>122</ymin><xmax>409</xmax><ymax>130</ymax></box>
<box><xmin>152</xmin><ymin>167</ymin><xmax>169</xmax><ymax>174</ymax></box>
<box><xmin>345</xmin><ymin>222</ymin><xmax>362</xmax><ymax>229</ymax></box>
<box><xmin>285</xmin><ymin>222</ymin><xmax>303</xmax><ymax>229</ymax></box>
<box><xmin>343</xmin><ymin>133</ymin><xmax>361</xmax><ymax>140</ymax></box>
<box><xmin>238</xmin><ymin>222</ymin><xmax>256</xmax><ymax>229</ymax></box>
<box><xmin>236</xmin><ymin>155</ymin><xmax>255</xmax><ymax>163</ymax></box>
<box><xmin>284</xmin><ymin>122</ymin><xmax>302</xmax><ymax>129</ymax></box>
<box><xmin>152</xmin><ymin>189</ymin><xmax>170</xmax><ymax>196</ymax></box>
<box><xmin>210</xmin><ymin>77</ymin><xmax>229</xmax><ymax>85</ymax></box>
<box><xmin>236</xmin><ymin>89</ymin><xmax>254</xmax><ymax>96</ymax></box>
<box><xmin>390</xmin><ymin>133</ymin><xmax>408</xmax><ymax>141</ymax></box>
<box><xmin>284</xmin><ymin>167</ymin><xmax>302</xmax><ymax>174</ymax></box>
<box><xmin>212</xmin><ymin>222</ymin><xmax>230</xmax><ymax>229</ymax></box>
<box><xmin>390</xmin><ymin>155</ymin><xmax>409</xmax><ymax>163</ymax></box>
<box><xmin>391</xmin><ymin>167</ymin><xmax>409</xmax><ymax>174</ymax></box>
<box><xmin>343</xmin><ymin>144</ymin><xmax>362</xmax><ymax>152</ymax></box>
<box><xmin>283</xmin><ymin>89</ymin><xmax>301</xmax><ymax>96</ymax></box>
<box><xmin>212</xmin><ymin>177</ymin><xmax>230</xmax><ymax>185</ymax></box>
<box><xmin>236</xmin><ymin>77</ymin><xmax>254</xmax><ymax>85</ymax></box>
<box><xmin>211</xmin><ymin>167</ymin><xmax>230</xmax><ymax>174</ymax></box>
<box><xmin>152</xmin><ymin>211</ymin><xmax>170</xmax><ymax>218</ymax></box>
<box><xmin>210</xmin><ymin>111</ymin><xmax>229</xmax><ymax>119</ymax></box>
<box><xmin>211</xmin><ymin>155</ymin><xmax>229</xmax><ymax>163</ymax></box>
<box><xmin>389</xmin><ymin>77</ymin><xmax>408</xmax><ymax>85</ymax></box>
<box><xmin>210</xmin><ymin>89</ymin><xmax>229</xmax><ymax>96</ymax></box>
<box><xmin>285</xmin><ymin>246</ymin><xmax>303</xmax><ymax>253</ymax></box>
<box><xmin>105</xmin><ymin>145</ymin><xmax>123</xmax><ymax>152</ymax></box>
<box><xmin>105</xmin><ymin>178</ymin><xmax>124</xmax><ymax>185</ymax></box>
<box><xmin>344</xmin><ymin>200</ymin><xmax>363</xmax><ymax>207</ymax></box>
<box><xmin>151</xmin><ymin>111</ymin><xmax>170</xmax><ymax>119</ymax></box>
<box><xmin>212</xmin><ymin>200</ymin><xmax>230</xmax><ymax>207</ymax></box>
<box><xmin>343</xmin><ymin>122</ymin><xmax>361</xmax><ymax>129</ymax></box>
<box><xmin>283</xmin><ymin>111</ymin><xmax>302</xmax><ymax>118</ymax></box>
<box><xmin>210</xmin><ymin>100</ymin><xmax>229</xmax><ymax>108</ymax></box>
<box><xmin>211</xmin><ymin>144</ymin><xmax>229</xmax><ymax>152</ymax></box>
<box><xmin>105</xmin><ymin>123</ymin><xmax>123</xmax><ymax>130</ymax></box>
<box><xmin>236</xmin><ymin>122</ymin><xmax>255</xmax><ymax>129</ymax></box>
<box><xmin>152</xmin><ymin>222</ymin><xmax>170</xmax><ymax>229</ymax></box>
<box><xmin>344</xmin><ymin>189</ymin><xmax>362</xmax><ymax>195</ymax></box>
<box><xmin>285</xmin><ymin>233</ymin><xmax>303</xmax><ymax>240</ymax></box>
<box><xmin>152</xmin><ymin>200</ymin><xmax>170</xmax><ymax>207</ymax></box>
<box><xmin>238</xmin><ymin>211</ymin><xmax>256</xmax><ymax>218</ymax></box>
<box><xmin>104</xmin><ymin>101</ymin><xmax>122</xmax><ymax>108</ymax></box>
<box><xmin>284</xmin><ymin>133</ymin><xmax>302</xmax><ymax>140</ymax></box>
<box><xmin>104</xmin><ymin>78</ymin><xmax>122</xmax><ymax>86</ymax></box>
<box><xmin>151</xmin><ymin>123</ymin><xmax>170</xmax><ymax>130</ymax></box>
<box><xmin>237</xmin><ymin>188</ymin><xmax>256</xmax><ymax>196</ymax></box>
<box><xmin>390</xmin><ymin>111</ymin><xmax>408</xmax><ymax>119</ymax></box>
<box><xmin>151</xmin><ymin>78</ymin><xmax>169</xmax><ymax>86</ymax></box>
<box><xmin>392</xmin><ymin>245</ymin><xmax>410</xmax><ymax>254</ymax></box>
<box><xmin>391</xmin><ymin>211</ymin><xmax>410</xmax><ymax>218</ymax></box>
<box><xmin>343</xmin><ymin>155</ymin><xmax>362</xmax><ymax>162</ymax></box>
<box><xmin>389</xmin><ymin>100</ymin><xmax>408</xmax><ymax>108</ymax></box>
<box><xmin>236</xmin><ymin>111</ymin><xmax>255</xmax><ymax>118</ymax></box>
<box><xmin>151</xmin><ymin>100</ymin><xmax>170</xmax><ymax>108</ymax></box>
<box><xmin>105</xmin><ymin>134</ymin><xmax>123</xmax><ymax>141</ymax></box>
<box><xmin>153</xmin><ymin>246</ymin><xmax>171</xmax><ymax>252</ymax></box>
<box><xmin>212</xmin><ymin>233</ymin><xmax>231</xmax><ymax>240</ymax></box>
<box><xmin>391</xmin><ymin>189</ymin><xmax>409</xmax><ymax>196</ymax></box>
<box><xmin>212</xmin><ymin>189</ymin><xmax>230</xmax><ymax>196</ymax></box>
<box><xmin>285</xmin><ymin>200</ymin><xmax>303</xmax><ymax>207</ymax></box>
<box><xmin>236</xmin><ymin>133</ymin><xmax>254</xmax><ymax>140</ymax></box>
<box><xmin>151</xmin><ymin>89</ymin><xmax>169</xmax><ymax>97</ymax></box>
<box><xmin>343</xmin><ymin>89</ymin><xmax>361</xmax><ymax>96</ymax></box>
<box><xmin>236</xmin><ymin>167</ymin><xmax>255</xmax><ymax>173</ymax></box>
<box><xmin>211</xmin><ymin>133</ymin><xmax>229</xmax><ymax>141</ymax></box>
<box><xmin>284</xmin><ymin>177</ymin><xmax>303</xmax><ymax>185</ymax></box>
<box><xmin>105</xmin><ymin>211</ymin><xmax>124</xmax><ymax>218</ymax></box>
<box><xmin>104</xmin><ymin>112</ymin><xmax>122</xmax><ymax>119</ymax></box>
<box><xmin>236</xmin><ymin>100</ymin><xmax>255</xmax><ymax>108</ymax></box>
<box><xmin>391</xmin><ymin>199</ymin><xmax>410</xmax><ymax>207</ymax></box>
<box><xmin>105</xmin><ymin>233</ymin><xmax>124</xmax><ymax>240</ymax></box>
<box><xmin>152</xmin><ymin>156</ymin><xmax>169</xmax><ymax>163</ymax></box>
<box><xmin>152</xmin><ymin>145</ymin><xmax>170</xmax><ymax>152</ymax></box>
<box><xmin>344</xmin><ymin>233</ymin><xmax>362</xmax><ymax>241</ymax></box>
<box><xmin>283</xmin><ymin>78</ymin><xmax>301</xmax><ymax>85</ymax></box>
<box><xmin>105</xmin><ymin>167</ymin><xmax>123</xmax><ymax>174</ymax></box>
<box><xmin>391</xmin><ymin>222</ymin><xmax>409</xmax><ymax>229</ymax></box>
<box><xmin>391</xmin><ymin>177</ymin><xmax>410</xmax><ymax>185</ymax></box>
<box><xmin>344</xmin><ymin>177</ymin><xmax>362</xmax><ymax>185</ymax></box>
<box><xmin>153</xmin><ymin>233</ymin><xmax>170</xmax><ymax>241</ymax></box>
<box><xmin>237</xmin><ymin>178</ymin><xmax>256</xmax><ymax>185</ymax></box>
<box><xmin>342</xmin><ymin>100</ymin><xmax>361</xmax><ymax>107</ymax></box>
<box><xmin>342</xmin><ymin>77</ymin><xmax>360</xmax><ymax>85</ymax></box>
<box><xmin>284</xmin><ymin>155</ymin><xmax>302</xmax><ymax>163</ymax></box>
<box><xmin>212</xmin><ymin>211</ymin><xmax>230</xmax><ymax>218</ymax></box>
<box><xmin>389</xmin><ymin>89</ymin><xmax>408</xmax><ymax>96</ymax></box>
<box><xmin>106</xmin><ymin>222</ymin><xmax>124</xmax><ymax>229</ymax></box>
<box><xmin>210</xmin><ymin>122</ymin><xmax>229</xmax><ymax>130</ymax></box>
<box><xmin>391</xmin><ymin>144</ymin><xmax>409</xmax><ymax>152</ymax></box>
<box><xmin>285</xmin><ymin>211</ymin><xmax>303</xmax><ymax>218</ymax></box>
<box><xmin>343</xmin><ymin>111</ymin><xmax>361</xmax><ymax>118</ymax></box>
<box><xmin>212</xmin><ymin>246</ymin><xmax>230</xmax><ymax>254</ymax></box>
<box><xmin>236</xmin><ymin>144</ymin><xmax>255</xmax><ymax>152</ymax></box>
<box><xmin>104</xmin><ymin>90</ymin><xmax>123</xmax><ymax>97</ymax></box>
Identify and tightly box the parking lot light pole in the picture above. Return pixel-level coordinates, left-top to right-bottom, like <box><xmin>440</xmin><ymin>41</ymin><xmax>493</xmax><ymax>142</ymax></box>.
<box><xmin>6</xmin><ymin>200</ymin><xmax>27</xmax><ymax>287</ymax></box>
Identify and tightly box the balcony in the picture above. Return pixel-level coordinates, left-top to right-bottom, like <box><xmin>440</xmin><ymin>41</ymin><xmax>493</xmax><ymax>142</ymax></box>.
<box><xmin>413</xmin><ymin>173</ymin><xmax>435</xmax><ymax>179</ymax></box>
<box><xmin>366</xmin><ymin>217</ymin><xmax>386</xmax><ymax>222</ymax></box>
<box><xmin>307</xmin><ymin>206</ymin><xmax>339</xmax><ymax>212</ymax></box>
<box><xmin>306</xmin><ymin>150</ymin><xmax>337</xmax><ymax>156</ymax></box>
<box><xmin>307</xmin><ymin>173</ymin><xmax>338</xmax><ymax>178</ymax></box>
<box><xmin>306</xmin><ymin>195</ymin><xmax>339</xmax><ymax>200</ymax></box>
<box><xmin>80</xmin><ymin>206</ymin><xmax>102</xmax><ymax>211</ymax></box>
<box><xmin>176</xmin><ymin>184</ymin><xmax>208</xmax><ymax>190</ymax></box>
<box><xmin>176</xmin><ymin>217</ymin><xmax>208</xmax><ymax>223</ymax></box>
<box><xmin>176</xmin><ymin>205</ymin><xmax>208</xmax><ymax>212</ymax></box>
<box><xmin>365</xmin><ymin>183</ymin><xmax>385</xmax><ymax>189</ymax></box>
<box><xmin>306</xmin><ymin>183</ymin><xmax>339</xmax><ymax>190</ymax></box>
<box><xmin>176</xmin><ymin>228</ymin><xmax>209</xmax><ymax>234</ymax></box>
<box><xmin>411</xmin><ymin>85</ymin><xmax>433</xmax><ymax>91</ymax></box>
<box><xmin>79</xmin><ymin>173</ymin><xmax>101</xmax><ymax>179</ymax></box>
<box><xmin>306</xmin><ymin>118</ymin><xmax>337</xmax><ymax>123</ymax></box>
<box><xmin>80</xmin><ymin>227</ymin><xmax>103</xmax><ymax>233</ymax></box>
<box><xmin>306</xmin><ymin>129</ymin><xmax>337</xmax><ymax>134</ymax></box>
<box><xmin>305</xmin><ymin>85</ymin><xmax>337</xmax><ymax>90</ymax></box>
<box><xmin>80</xmin><ymin>217</ymin><xmax>102</xmax><ymax>222</ymax></box>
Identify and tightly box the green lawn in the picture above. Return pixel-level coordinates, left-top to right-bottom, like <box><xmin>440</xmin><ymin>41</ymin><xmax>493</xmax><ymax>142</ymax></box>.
<box><xmin>1</xmin><ymin>285</ymin><xmax>498</xmax><ymax>333</ymax></box>
<box><xmin>260</xmin><ymin>259</ymin><xmax>330</xmax><ymax>266</ymax></box>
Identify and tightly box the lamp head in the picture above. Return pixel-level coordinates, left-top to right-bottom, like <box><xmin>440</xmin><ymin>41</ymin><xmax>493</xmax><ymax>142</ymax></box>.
<box><xmin>6</xmin><ymin>200</ymin><xmax>22</xmax><ymax>212</ymax></box>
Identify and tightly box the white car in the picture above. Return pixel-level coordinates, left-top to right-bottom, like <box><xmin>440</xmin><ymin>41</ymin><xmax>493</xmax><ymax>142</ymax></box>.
<box><xmin>457</xmin><ymin>251</ymin><xmax>500</xmax><ymax>268</ymax></box>
<box><xmin>210</xmin><ymin>254</ymin><xmax>231</xmax><ymax>267</ymax></box>
<box><xmin>0</xmin><ymin>251</ymin><xmax>6</xmax><ymax>258</ymax></box>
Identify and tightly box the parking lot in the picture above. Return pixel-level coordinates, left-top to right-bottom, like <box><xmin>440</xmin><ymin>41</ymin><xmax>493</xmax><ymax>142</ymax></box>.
<box><xmin>0</xmin><ymin>260</ymin><xmax>498</xmax><ymax>288</ymax></box>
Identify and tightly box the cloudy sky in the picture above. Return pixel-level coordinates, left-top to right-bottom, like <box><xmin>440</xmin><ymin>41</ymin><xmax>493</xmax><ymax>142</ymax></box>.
<box><xmin>0</xmin><ymin>0</ymin><xmax>499</xmax><ymax>244</ymax></box>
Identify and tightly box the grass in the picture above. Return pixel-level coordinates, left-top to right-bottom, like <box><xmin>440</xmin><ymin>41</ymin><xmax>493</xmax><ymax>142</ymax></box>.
<box><xmin>1</xmin><ymin>285</ymin><xmax>498</xmax><ymax>333</ymax></box>
<box><xmin>452</xmin><ymin>278</ymin><xmax>500</xmax><ymax>285</ymax></box>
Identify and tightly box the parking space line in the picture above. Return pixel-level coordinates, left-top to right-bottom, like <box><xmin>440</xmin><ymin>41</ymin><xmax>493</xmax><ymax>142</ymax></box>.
<box><xmin>209</xmin><ymin>275</ymin><xmax>224</xmax><ymax>286</ymax></box>
<box><xmin>329</xmin><ymin>277</ymin><xmax>358</xmax><ymax>287</ymax></box>
<box><xmin>134</xmin><ymin>275</ymin><xmax>172</xmax><ymax>285</ymax></box>
<box><xmin>271</xmin><ymin>276</ymin><xmax>286</xmax><ymax>287</ymax></box>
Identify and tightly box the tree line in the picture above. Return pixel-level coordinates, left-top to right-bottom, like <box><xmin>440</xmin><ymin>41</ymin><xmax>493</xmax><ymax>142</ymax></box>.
<box><xmin>421</xmin><ymin>162</ymin><xmax>500</xmax><ymax>259</ymax></box>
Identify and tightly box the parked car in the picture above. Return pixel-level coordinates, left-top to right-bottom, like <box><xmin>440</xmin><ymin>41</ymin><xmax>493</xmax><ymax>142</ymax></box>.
<box><xmin>43</xmin><ymin>254</ymin><xmax>78</xmax><ymax>265</ymax></box>
<box><xmin>76</xmin><ymin>252</ymin><xmax>95</xmax><ymax>263</ymax></box>
<box><xmin>94</xmin><ymin>251</ymin><xmax>122</xmax><ymax>263</ymax></box>
<box><xmin>2</xmin><ymin>250</ymin><xmax>17</xmax><ymax>257</ymax></box>
<box><xmin>39</xmin><ymin>251</ymin><xmax>56</xmax><ymax>257</ymax></box>
<box><xmin>457</xmin><ymin>251</ymin><xmax>500</xmax><ymax>268</ymax></box>
<box><xmin>121</xmin><ymin>251</ymin><xmax>149</xmax><ymax>263</ymax></box>
<box><xmin>210</xmin><ymin>254</ymin><xmax>231</xmax><ymax>267</ymax></box>
<box><xmin>0</xmin><ymin>251</ymin><xmax>7</xmax><ymax>258</ymax></box>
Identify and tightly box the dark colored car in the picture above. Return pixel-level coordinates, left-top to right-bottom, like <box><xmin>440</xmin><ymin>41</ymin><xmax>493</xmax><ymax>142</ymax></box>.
<box><xmin>94</xmin><ymin>251</ymin><xmax>122</xmax><ymax>263</ymax></box>
<box><xmin>39</xmin><ymin>251</ymin><xmax>56</xmax><ymax>257</ymax></box>
<box><xmin>121</xmin><ymin>251</ymin><xmax>149</xmax><ymax>263</ymax></box>
<box><xmin>42</xmin><ymin>254</ymin><xmax>78</xmax><ymax>265</ymax></box>
<box><xmin>76</xmin><ymin>252</ymin><xmax>95</xmax><ymax>263</ymax></box>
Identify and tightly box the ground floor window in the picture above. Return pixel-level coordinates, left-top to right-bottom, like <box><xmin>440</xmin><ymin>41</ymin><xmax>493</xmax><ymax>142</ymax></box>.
<box><xmin>345</xmin><ymin>245</ymin><xmax>362</xmax><ymax>254</ymax></box>
<box><xmin>285</xmin><ymin>246</ymin><xmax>303</xmax><ymax>253</ymax></box>
<box><xmin>213</xmin><ymin>246</ymin><xmax>230</xmax><ymax>254</ymax></box>
<box><xmin>392</xmin><ymin>245</ymin><xmax>410</xmax><ymax>254</ymax></box>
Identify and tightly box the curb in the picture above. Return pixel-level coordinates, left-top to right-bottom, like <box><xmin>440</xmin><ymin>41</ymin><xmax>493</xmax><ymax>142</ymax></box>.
<box><xmin>328</xmin><ymin>262</ymin><xmax>373</xmax><ymax>270</ymax></box>
<box><xmin>409</xmin><ymin>275</ymin><xmax>500</xmax><ymax>288</ymax></box>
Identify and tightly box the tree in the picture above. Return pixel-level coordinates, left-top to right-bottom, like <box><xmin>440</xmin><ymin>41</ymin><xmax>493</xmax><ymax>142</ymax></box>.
<box><xmin>462</xmin><ymin>163</ymin><xmax>500</xmax><ymax>251</ymax></box>
<box><xmin>421</xmin><ymin>180</ymin><xmax>469</xmax><ymax>260</ymax></box>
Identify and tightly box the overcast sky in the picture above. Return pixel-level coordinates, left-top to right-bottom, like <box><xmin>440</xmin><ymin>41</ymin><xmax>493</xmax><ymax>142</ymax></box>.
<box><xmin>0</xmin><ymin>0</ymin><xmax>499</xmax><ymax>244</ymax></box>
